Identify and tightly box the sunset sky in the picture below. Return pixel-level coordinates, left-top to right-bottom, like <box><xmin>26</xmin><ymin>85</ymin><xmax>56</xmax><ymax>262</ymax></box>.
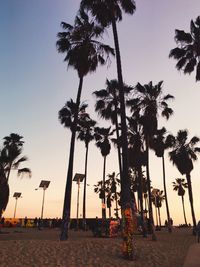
<box><xmin>1</xmin><ymin>0</ymin><xmax>200</xmax><ymax>225</ymax></box>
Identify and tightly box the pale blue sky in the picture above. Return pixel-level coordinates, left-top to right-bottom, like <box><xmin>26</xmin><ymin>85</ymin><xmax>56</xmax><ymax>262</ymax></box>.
<box><xmin>1</xmin><ymin>0</ymin><xmax>200</xmax><ymax>225</ymax></box>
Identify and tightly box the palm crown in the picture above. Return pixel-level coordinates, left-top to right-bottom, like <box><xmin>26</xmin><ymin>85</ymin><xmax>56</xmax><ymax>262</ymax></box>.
<box><xmin>172</xmin><ymin>178</ymin><xmax>188</xmax><ymax>196</ymax></box>
<box><xmin>56</xmin><ymin>9</ymin><xmax>114</xmax><ymax>78</ymax></box>
<box><xmin>169</xmin><ymin>16</ymin><xmax>200</xmax><ymax>81</ymax></box>
<box><xmin>81</xmin><ymin>0</ymin><xmax>136</xmax><ymax>27</ymax></box>
<box><xmin>169</xmin><ymin>130</ymin><xmax>200</xmax><ymax>175</ymax></box>
<box><xmin>127</xmin><ymin>81</ymin><xmax>174</xmax><ymax>137</ymax></box>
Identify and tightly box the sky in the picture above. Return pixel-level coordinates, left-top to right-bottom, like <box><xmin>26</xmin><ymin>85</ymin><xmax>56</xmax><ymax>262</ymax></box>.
<box><xmin>1</xmin><ymin>0</ymin><xmax>200</xmax><ymax>225</ymax></box>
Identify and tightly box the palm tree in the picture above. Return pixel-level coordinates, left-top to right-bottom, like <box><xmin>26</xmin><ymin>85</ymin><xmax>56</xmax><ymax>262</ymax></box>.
<box><xmin>169</xmin><ymin>16</ymin><xmax>200</xmax><ymax>81</ymax></box>
<box><xmin>94</xmin><ymin>127</ymin><xmax>114</xmax><ymax>219</ymax></box>
<box><xmin>127</xmin><ymin>81</ymin><xmax>174</xmax><ymax>240</ymax></box>
<box><xmin>56</xmin><ymin>9</ymin><xmax>114</xmax><ymax>240</ymax></box>
<box><xmin>76</xmin><ymin>112</ymin><xmax>96</xmax><ymax>230</ymax></box>
<box><xmin>0</xmin><ymin>133</ymin><xmax>31</xmax><ymax>218</ymax></box>
<box><xmin>151</xmin><ymin>127</ymin><xmax>174</xmax><ymax>232</ymax></box>
<box><xmin>172</xmin><ymin>178</ymin><xmax>188</xmax><ymax>225</ymax></box>
<box><xmin>105</xmin><ymin>172</ymin><xmax>121</xmax><ymax>218</ymax></box>
<box><xmin>152</xmin><ymin>189</ymin><xmax>165</xmax><ymax>229</ymax></box>
<box><xmin>93</xmin><ymin>79</ymin><xmax>132</xmax><ymax>178</ymax></box>
<box><xmin>80</xmin><ymin>1</ymin><xmax>136</xmax><ymax>259</ymax></box>
<box><xmin>169</xmin><ymin>130</ymin><xmax>200</xmax><ymax>232</ymax></box>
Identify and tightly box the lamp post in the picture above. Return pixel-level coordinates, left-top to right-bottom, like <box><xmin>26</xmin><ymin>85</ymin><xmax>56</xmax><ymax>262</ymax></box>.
<box><xmin>13</xmin><ymin>192</ymin><xmax>22</xmax><ymax>218</ymax></box>
<box><xmin>35</xmin><ymin>180</ymin><xmax>50</xmax><ymax>219</ymax></box>
<box><xmin>73</xmin><ymin>173</ymin><xmax>85</xmax><ymax>230</ymax></box>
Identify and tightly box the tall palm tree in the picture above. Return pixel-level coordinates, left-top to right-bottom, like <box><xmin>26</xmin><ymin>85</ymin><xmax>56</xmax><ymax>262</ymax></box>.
<box><xmin>80</xmin><ymin>1</ymin><xmax>136</xmax><ymax>259</ymax></box>
<box><xmin>127</xmin><ymin>81</ymin><xmax>174</xmax><ymax>240</ymax></box>
<box><xmin>77</xmin><ymin>113</ymin><xmax>96</xmax><ymax>230</ymax></box>
<box><xmin>94</xmin><ymin>127</ymin><xmax>114</xmax><ymax>219</ymax></box>
<box><xmin>169</xmin><ymin>16</ymin><xmax>200</xmax><ymax>81</ymax></box>
<box><xmin>56</xmin><ymin>9</ymin><xmax>114</xmax><ymax>240</ymax></box>
<box><xmin>93</xmin><ymin>79</ymin><xmax>132</xmax><ymax>178</ymax></box>
<box><xmin>151</xmin><ymin>127</ymin><xmax>174</xmax><ymax>232</ymax></box>
<box><xmin>169</xmin><ymin>130</ymin><xmax>200</xmax><ymax>232</ymax></box>
<box><xmin>0</xmin><ymin>133</ymin><xmax>31</xmax><ymax>218</ymax></box>
<box><xmin>172</xmin><ymin>178</ymin><xmax>188</xmax><ymax>225</ymax></box>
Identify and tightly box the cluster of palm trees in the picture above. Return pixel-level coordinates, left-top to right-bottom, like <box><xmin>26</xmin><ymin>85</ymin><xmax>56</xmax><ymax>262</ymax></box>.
<box><xmin>56</xmin><ymin>0</ymin><xmax>200</xmax><ymax>258</ymax></box>
<box><xmin>0</xmin><ymin>133</ymin><xmax>31</xmax><ymax>220</ymax></box>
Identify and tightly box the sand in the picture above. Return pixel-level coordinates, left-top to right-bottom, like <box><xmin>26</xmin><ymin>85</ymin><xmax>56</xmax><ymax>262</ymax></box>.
<box><xmin>0</xmin><ymin>227</ymin><xmax>196</xmax><ymax>267</ymax></box>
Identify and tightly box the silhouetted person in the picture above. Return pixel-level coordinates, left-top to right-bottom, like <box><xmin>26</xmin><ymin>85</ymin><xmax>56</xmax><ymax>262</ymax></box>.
<box><xmin>1</xmin><ymin>217</ymin><xmax>5</xmax><ymax>227</ymax></box>
<box><xmin>38</xmin><ymin>217</ymin><xmax>42</xmax><ymax>230</ymax></box>
<box><xmin>24</xmin><ymin>216</ymin><xmax>28</xmax><ymax>228</ymax></box>
<box><xmin>34</xmin><ymin>217</ymin><xmax>38</xmax><ymax>228</ymax></box>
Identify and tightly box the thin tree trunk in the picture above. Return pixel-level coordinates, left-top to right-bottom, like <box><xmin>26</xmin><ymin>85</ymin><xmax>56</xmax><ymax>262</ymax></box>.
<box><xmin>102</xmin><ymin>156</ymin><xmax>106</xmax><ymax>220</ymax></box>
<box><xmin>181</xmin><ymin>195</ymin><xmax>187</xmax><ymax>225</ymax></box>
<box><xmin>111</xmin><ymin>18</ymin><xmax>134</xmax><ymax>259</ymax></box>
<box><xmin>146</xmin><ymin>137</ymin><xmax>157</xmax><ymax>241</ymax></box>
<box><xmin>109</xmin><ymin>207</ymin><xmax>111</xmax><ymax>218</ymax></box>
<box><xmin>155</xmin><ymin>205</ymin><xmax>158</xmax><ymax>227</ymax></box>
<box><xmin>158</xmin><ymin>206</ymin><xmax>161</xmax><ymax>228</ymax></box>
<box><xmin>186</xmin><ymin>173</ymin><xmax>196</xmax><ymax>233</ymax></box>
<box><xmin>82</xmin><ymin>143</ymin><xmax>89</xmax><ymax>231</ymax></box>
<box><xmin>60</xmin><ymin>76</ymin><xmax>83</xmax><ymax>241</ymax></box>
<box><xmin>115</xmin><ymin>192</ymin><xmax>119</xmax><ymax>218</ymax></box>
<box><xmin>137</xmin><ymin>167</ymin><xmax>147</xmax><ymax>237</ymax></box>
<box><xmin>113</xmin><ymin>96</ymin><xmax>122</xmax><ymax>179</ymax></box>
<box><xmin>162</xmin><ymin>155</ymin><xmax>172</xmax><ymax>232</ymax></box>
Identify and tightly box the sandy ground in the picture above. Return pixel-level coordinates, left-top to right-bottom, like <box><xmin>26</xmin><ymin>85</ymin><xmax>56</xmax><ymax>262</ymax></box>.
<box><xmin>0</xmin><ymin>227</ymin><xmax>197</xmax><ymax>267</ymax></box>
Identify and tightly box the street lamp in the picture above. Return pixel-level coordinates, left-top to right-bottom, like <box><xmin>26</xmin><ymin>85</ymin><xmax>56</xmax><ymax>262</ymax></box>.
<box><xmin>35</xmin><ymin>180</ymin><xmax>50</xmax><ymax>219</ymax></box>
<box><xmin>73</xmin><ymin>173</ymin><xmax>85</xmax><ymax>230</ymax></box>
<box><xmin>13</xmin><ymin>192</ymin><xmax>22</xmax><ymax>218</ymax></box>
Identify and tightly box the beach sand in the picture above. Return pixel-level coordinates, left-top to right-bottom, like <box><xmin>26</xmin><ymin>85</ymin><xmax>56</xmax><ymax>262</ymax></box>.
<box><xmin>0</xmin><ymin>227</ymin><xmax>196</xmax><ymax>267</ymax></box>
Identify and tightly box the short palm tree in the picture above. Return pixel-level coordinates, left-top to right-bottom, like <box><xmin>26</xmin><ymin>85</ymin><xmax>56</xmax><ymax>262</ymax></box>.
<box><xmin>169</xmin><ymin>130</ymin><xmax>200</xmax><ymax>232</ymax></box>
<box><xmin>105</xmin><ymin>172</ymin><xmax>121</xmax><ymax>218</ymax></box>
<box><xmin>56</xmin><ymin>9</ymin><xmax>114</xmax><ymax>240</ymax></box>
<box><xmin>77</xmin><ymin>112</ymin><xmax>96</xmax><ymax>230</ymax></box>
<box><xmin>0</xmin><ymin>133</ymin><xmax>31</xmax><ymax>218</ymax></box>
<box><xmin>169</xmin><ymin>16</ymin><xmax>200</xmax><ymax>81</ymax></box>
<box><xmin>172</xmin><ymin>178</ymin><xmax>188</xmax><ymax>225</ymax></box>
<box><xmin>80</xmin><ymin>1</ymin><xmax>136</xmax><ymax>258</ymax></box>
<box><xmin>152</xmin><ymin>189</ymin><xmax>165</xmax><ymax>228</ymax></box>
<box><xmin>151</xmin><ymin>127</ymin><xmax>174</xmax><ymax>232</ymax></box>
<box><xmin>94</xmin><ymin>127</ymin><xmax>114</xmax><ymax>219</ymax></box>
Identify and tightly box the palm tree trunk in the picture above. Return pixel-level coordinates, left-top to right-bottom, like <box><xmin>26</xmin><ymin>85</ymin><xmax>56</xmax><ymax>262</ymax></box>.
<box><xmin>181</xmin><ymin>195</ymin><xmax>188</xmax><ymax>225</ymax></box>
<box><xmin>115</xmin><ymin>192</ymin><xmax>119</xmax><ymax>218</ymax></box>
<box><xmin>155</xmin><ymin>205</ymin><xmax>158</xmax><ymax>226</ymax></box>
<box><xmin>111</xmin><ymin>17</ymin><xmax>134</xmax><ymax>259</ymax></box>
<box><xmin>146</xmin><ymin>137</ymin><xmax>157</xmax><ymax>241</ymax></box>
<box><xmin>109</xmin><ymin>207</ymin><xmax>111</xmax><ymax>218</ymax></box>
<box><xmin>162</xmin><ymin>155</ymin><xmax>172</xmax><ymax>232</ymax></box>
<box><xmin>82</xmin><ymin>142</ymin><xmax>89</xmax><ymax>231</ymax></box>
<box><xmin>113</xmin><ymin>92</ymin><xmax>122</xmax><ymax>178</ymax></box>
<box><xmin>137</xmin><ymin>167</ymin><xmax>147</xmax><ymax>237</ymax></box>
<box><xmin>158</xmin><ymin>206</ymin><xmax>161</xmax><ymax>228</ymax></box>
<box><xmin>186</xmin><ymin>173</ymin><xmax>196</xmax><ymax>233</ymax></box>
<box><xmin>60</xmin><ymin>76</ymin><xmax>83</xmax><ymax>241</ymax></box>
<box><xmin>102</xmin><ymin>156</ymin><xmax>107</xmax><ymax>220</ymax></box>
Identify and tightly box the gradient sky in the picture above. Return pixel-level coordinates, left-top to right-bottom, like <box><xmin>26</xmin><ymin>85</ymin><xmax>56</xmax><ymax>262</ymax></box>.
<box><xmin>1</xmin><ymin>0</ymin><xmax>200</xmax><ymax>225</ymax></box>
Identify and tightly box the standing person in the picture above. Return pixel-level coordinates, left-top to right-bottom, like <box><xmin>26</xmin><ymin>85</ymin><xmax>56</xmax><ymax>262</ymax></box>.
<box><xmin>34</xmin><ymin>217</ymin><xmax>38</xmax><ymax>228</ymax></box>
<box><xmin>38</xmin><ymin>217</ymin><xmax>41</xmax><ymax>230</ymax></box>
<box><xmin>197</xmin><ymin>220</ymin><xmax>200</xmax><ymax>243</ymax></box>
<box><xmin>1</xmin><ymin>217</ymin><xmax>5</xmax><ymax>227</ymax></box>
<box><xmin>24</xmin><ymin>216</ymin><xmax>28</xmax><ymax>228</ymax></box>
